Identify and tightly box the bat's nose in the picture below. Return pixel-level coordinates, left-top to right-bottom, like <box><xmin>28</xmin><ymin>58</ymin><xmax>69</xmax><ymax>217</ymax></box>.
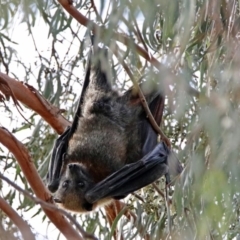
<box><xmin>68</xmin><ymin>163</ymin><xmax>77</xmax><ymax>170</ymax></box>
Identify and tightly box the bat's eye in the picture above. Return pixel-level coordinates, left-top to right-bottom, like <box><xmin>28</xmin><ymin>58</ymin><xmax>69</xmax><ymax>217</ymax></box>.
<box><xmin>62</xmin><ymin>180</ymin><xmax>69</xmax><ymax>188</ymax></box>
<box><xmin>159</xmin><ymin>153</ymin><xmax>165</xmax><ymax>158</ymax></box>
<box><xmin>78</xmin><ymin>182</ymin><xmax>85</xmax><ymax>188</ymax></box>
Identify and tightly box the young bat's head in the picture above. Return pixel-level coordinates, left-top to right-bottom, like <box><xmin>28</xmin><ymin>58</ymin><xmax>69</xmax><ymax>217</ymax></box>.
<box><xmin>53</xmin><ymin>163</ymin><xmax>96</xmax><ymax>213</ymax></box>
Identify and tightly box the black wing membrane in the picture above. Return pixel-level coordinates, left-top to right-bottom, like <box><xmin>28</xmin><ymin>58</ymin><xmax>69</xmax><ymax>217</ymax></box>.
<box><xmin>85</xmin><ymin>142</ymin><xmax>169</xmax><ymax>203</ymax></box>
<box><xmin>47</xmin><ymin>127</ymin><xmax>70</xmax><ymax>192</ymax></box>
<box><xmin>140</xmin><ymin>93</ymin><xmax>165</xmax><ymax>156</ymax></box>
<box><xmin>141</xmin><ymin>93</ymin><xmax>183</xmax><ymax>178</ymax></box>
<box><xmin>46</xmin><ymin>52</ymin><xmax>91</xmax><ymax>193</ymax></box>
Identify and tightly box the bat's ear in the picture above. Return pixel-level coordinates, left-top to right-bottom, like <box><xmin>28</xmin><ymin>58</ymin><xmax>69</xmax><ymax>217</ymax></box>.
<box><xmin>122</xmin><ymin>78</ymin><xmax>164</xmax><ymax>107</ymax></box>
<box><xmin>47</xmin><ymin>179</ymin><xmax>60</xmax><ymax>193</ymax></box>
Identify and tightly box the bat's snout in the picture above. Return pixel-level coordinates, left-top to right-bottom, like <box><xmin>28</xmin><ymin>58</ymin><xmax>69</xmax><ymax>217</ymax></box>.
<box><xmin>68</xmin><ymin>163</ymin><xmax>77</xmax><ymax>170</ymax></box>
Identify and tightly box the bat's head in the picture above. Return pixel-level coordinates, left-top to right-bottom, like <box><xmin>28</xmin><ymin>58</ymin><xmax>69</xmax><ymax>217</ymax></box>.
<box><xmin>53</xmin><ymin>163</ymin><xmax>95</xmax><ymax>213</ymax></box>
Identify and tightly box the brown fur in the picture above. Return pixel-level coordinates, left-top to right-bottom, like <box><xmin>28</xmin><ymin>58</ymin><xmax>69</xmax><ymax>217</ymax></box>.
<box><xmin>53</xmin><ymin>47</ymin><xmax>156</xmax><ymax>212</ymax></box>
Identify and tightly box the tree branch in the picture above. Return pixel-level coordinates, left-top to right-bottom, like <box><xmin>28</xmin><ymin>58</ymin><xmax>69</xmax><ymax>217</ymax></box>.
<box><xmin>0</xmin><ymin>173</ymin><xmax>97</xmax><ymax>240</ymax></box>
<box><xmin>0</xmin><ymin>127</ymin><xmax>83</xmax><ymax>240</ymax></box>
<box><xmin>0</xmin><ymin>196</ymin><xmax>35</xmax><ymax>240</ymax></box>
<box><xmin>57</xmin><ymin>0</ymin><xmax>162</xmax><ymax>68</ymax></box>
<box><xmin>0</xmin><ymin>70</ymin><xmax>122</xmax><ymax>239</ymax></box>
<box><xmin>111</xmin><ymin>44</ymin><xmax>171</xmax><ymax>147</ymax></box>
<box><xmin>57</xmin><ymin>0</ymin><xmax>200</xmax><ymax>98</ymax></box>
<box><xmin>0</xmin><ymin>73</ymin><xmax>70</xmax><ymax>134</ymax></box>
<box><xmin>113</xmin><ymin>201</ymin><xmax>150</xmax><ymax>240</ymax></box>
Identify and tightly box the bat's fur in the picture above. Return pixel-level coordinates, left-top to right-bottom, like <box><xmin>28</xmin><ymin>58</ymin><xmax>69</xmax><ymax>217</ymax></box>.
<box><xmin>53</xmin><ymin>47</ymin><xmax>160</xmax><ymax>213</ymax></box>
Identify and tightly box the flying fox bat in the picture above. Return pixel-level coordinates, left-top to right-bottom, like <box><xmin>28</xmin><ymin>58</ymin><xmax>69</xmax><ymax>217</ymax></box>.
<box><xmin>46</xmin><ymin>43</ymin><xmax>182</xmax><ymax>213</ymax></box>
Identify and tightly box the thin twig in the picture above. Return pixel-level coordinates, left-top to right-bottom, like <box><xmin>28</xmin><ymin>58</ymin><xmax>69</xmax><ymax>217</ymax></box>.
<box><xmin>152</xmin><ymin>183</ymin><xmax>165</xmax><ymax>199</ymax></box>
<box><xmin>58</xmin><ymin>0</ymin><xmax>200</xmax><ymax>98</ymax></box>
<box><xmin>0</xmin><ymin>73</ymin><xmax>70</xmax><ymax>134</ymax></box>
<box><xmin>127</xmin><ymin>4</ymin><xmax>149</xmax><ymax>53</ymax></box>
<box><xmin>111</xmin><ymin>43</ymin><xmax>171</xmax><ymax>147</ymax></box>
<box><xmin>0</xmin><ymin>76</ymin><xmax>31</xmax><ymax>125</ymax></box>
<box><xmin>0</xmin><ymin>127</ymin><xmax>81</xmax><ymax>239</ymax></box>
<box><xmin>0</xmin><ymin>196</ymin><xmax>35</xmax><ymax>240</ymax></box>
<box><xmin>165</xmin><ymin>182</ymin><xmax>172</xmax><ymax>238</ymax></box>
<box><xmin>132</xmin><ymin>193</ymin><xmax>145</xmax><ymax>202</ymax></box>
<box><xmin>90</xmin><ymin>0</ymin><xmax>103</xmax><ymax>23</ymax></box>
<box><xmin>0</xmin><ymin>45</ymin><xmax>9</xmax><ymax>74</ymax></box>
<box><xmin>57</xmin><ymin>0</ymin><xmax>162</xmax><ymax>69</ymax></box>
<box><xmin>0</xmin><ymin>173</ymin><xmax>97</xmax><ymax>240</ymax></box>
<box><xmin>113</xmin><ymin>201</ymin><xmax>150</xmax><ymax>240</ymax></box>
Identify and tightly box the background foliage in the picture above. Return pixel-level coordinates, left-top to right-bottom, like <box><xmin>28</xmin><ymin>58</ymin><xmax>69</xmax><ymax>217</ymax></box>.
<box><xmin>1</xmin><ymin>0</ymin><xmax>240</xmax><ymax>239</ymax></box>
